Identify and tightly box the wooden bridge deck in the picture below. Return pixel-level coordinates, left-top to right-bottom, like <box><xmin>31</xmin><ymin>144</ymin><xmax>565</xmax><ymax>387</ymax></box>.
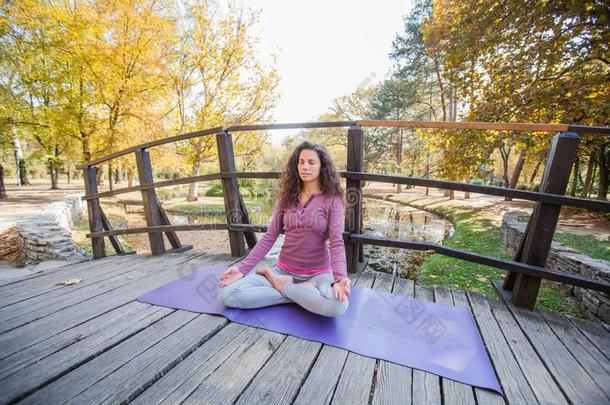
<box><xmin>0</xmin><ymin>251</ymin><xmax>608</xmax><ymax>405</ymax></box>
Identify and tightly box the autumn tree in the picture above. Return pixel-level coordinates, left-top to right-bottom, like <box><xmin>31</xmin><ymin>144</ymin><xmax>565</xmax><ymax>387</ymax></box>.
<box><xmin>170</xmin><ymin>3</ymin><xmax>279</xmax><ymax>201</ymax></box>
<box><xmin>425</xmin><ymin>0</ymin><xmax>610</xmax><ymax>198</ymax></box>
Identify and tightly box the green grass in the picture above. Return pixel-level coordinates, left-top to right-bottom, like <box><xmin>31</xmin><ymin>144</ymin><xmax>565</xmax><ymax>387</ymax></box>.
<box><xmin>72</xmin><ymin>212</ymin><xmax>134</xmax><ymax>256</ymax></box>
<box><xmin>553</xmin><ymin>232</ymin><xmax>610</xmax><ymax>262</ymax></box>
<box><xmin>418</xmin><ymin>208</ymin><xmax>508</xmax><ymax>298</ymax></box>
<box><xmin>386</xmin><ymin>200</ymin><xmax>588</xmax><ymax>318</ymax></box>
<box><xmin>163</xmin><ymin>200</ymin><xmax>262</xmax><ymax>215</ymax></box>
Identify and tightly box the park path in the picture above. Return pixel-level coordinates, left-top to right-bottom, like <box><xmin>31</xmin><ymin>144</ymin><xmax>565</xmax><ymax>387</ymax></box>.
<box><xmin>0</xmin><ymin>179</ymin><xmax>91</xmax><ymax>233</ymax></box>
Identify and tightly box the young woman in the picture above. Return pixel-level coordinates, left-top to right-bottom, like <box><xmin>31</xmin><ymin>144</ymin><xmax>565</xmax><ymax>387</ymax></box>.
<box><xmin>217</xmin><ymin>141</ymin><xmax>351</xmax><ymax>317</ymax></box>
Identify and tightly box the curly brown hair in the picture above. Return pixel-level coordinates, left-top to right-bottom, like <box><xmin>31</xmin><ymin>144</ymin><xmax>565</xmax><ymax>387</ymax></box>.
<box><xmin>277</xmin><ymin>141</ymin><xmax>343</xmax><ymax>209</ymax></box>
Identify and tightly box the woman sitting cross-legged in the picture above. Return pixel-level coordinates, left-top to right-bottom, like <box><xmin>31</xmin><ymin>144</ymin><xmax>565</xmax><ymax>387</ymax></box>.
<box><xmin>217</xmin><ymin>141</ymin><xmax>351</xmax><ymax>317</ymax></box>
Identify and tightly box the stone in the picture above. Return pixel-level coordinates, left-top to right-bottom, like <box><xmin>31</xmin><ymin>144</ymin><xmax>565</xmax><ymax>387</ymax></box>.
<box><xmin>598</xmin><ymin>303</ymin><xmax>610</xmax><ymax>319</ymax></box>
<box><xmin>502</xmin><ymin>210</ymin><xmax>610</xmax><ymax>322</ymax></box>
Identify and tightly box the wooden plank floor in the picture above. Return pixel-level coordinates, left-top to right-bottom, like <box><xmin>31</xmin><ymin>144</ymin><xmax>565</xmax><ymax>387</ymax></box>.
<box><xmin>1</xmin><ymin>251</ymin><xmax>609</xmax><ymax>404</ymax></box>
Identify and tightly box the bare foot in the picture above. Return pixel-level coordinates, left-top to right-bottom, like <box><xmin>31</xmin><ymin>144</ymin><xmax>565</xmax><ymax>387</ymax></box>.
<box><xmin>256</xmin><ymin>268</ymin><xmax>294</xmax><ymax>293</ymax></box>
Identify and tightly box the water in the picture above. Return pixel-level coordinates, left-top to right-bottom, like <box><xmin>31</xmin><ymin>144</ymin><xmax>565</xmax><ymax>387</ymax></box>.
<box><xmin>360</xmin><ymin>199</ymin><xmax>453</xmax><ymax>278</ymax></box>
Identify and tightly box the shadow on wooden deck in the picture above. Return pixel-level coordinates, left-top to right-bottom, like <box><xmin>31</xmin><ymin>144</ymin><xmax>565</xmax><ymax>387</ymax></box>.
<box><xmin>0</xmin><ymin>251</ymin><xmax>608</xmax><ymax>404</ymax></box>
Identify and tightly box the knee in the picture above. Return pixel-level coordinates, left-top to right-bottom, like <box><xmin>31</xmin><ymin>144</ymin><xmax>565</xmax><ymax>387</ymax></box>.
<box><xmin>322</xmin><ymin>297</ymin><xmax>349</xmax><ymax>317</ymax></box>
<box><xmin>218</xmin><ymin>285</ymin><xmax>241</xmax><ymax>308</ymax></box>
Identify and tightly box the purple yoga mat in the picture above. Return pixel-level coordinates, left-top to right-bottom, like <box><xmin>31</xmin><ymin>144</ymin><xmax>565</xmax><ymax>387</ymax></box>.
<box><xmin>137</xmin><ymin>265</ymin><xmax>502</xmax><ymax>394</ymax></box>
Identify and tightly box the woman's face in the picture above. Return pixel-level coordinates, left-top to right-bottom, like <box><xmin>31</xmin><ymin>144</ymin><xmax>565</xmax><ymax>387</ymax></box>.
<box><xmin>298</xmin><ymin>149</ymin><xmax>322</xmax><ymax>184</ymax></box>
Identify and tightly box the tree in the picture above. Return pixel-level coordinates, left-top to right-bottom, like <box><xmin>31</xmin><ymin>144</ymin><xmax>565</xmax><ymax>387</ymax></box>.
<box><xmin>170</xmin><ymin>3</ymin><xmax>279</xmax><ymax>201</ymax></box>
<box><xmin>424</xmin><ymin>0</ymin><xmax>610</xmax><ymax>198</ymax></box>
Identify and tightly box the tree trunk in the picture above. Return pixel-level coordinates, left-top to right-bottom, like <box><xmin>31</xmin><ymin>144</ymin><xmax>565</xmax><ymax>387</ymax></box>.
<box><xmin>433</xmin><ymin>58</ymin><xmax>447</xmax><ymax>122</ymax></box>
<box><xmin>505</xmin><ymin>147</ymin><xmax>526</xmax><ymax>201</ymax></box>
<box><xmin>597</xmin><ymin>143</ymin><xmax>609</xmax><ymax>200</ymax></box>
<box><xmin>581</xmin><ymin>152</ymin><xmax>595</xmax><ymax>198</ymax></box>
<box><xmin>499</xmin><ymin>142</ymin><xmax>512</xmax><ymax>188</ymax></box>
<box><xmin>425</xmin><ymin>152</ymin><xmax>430</xmax><ymax>195</ymax></box>
<box><xmin>528</xmin><ymin>156</ymin><xmax>544</xmax><ymax>186</ymax></box>
<box><xmin>0</xmin><ymin>163</ymin><xmax>7</xmax><ymax>199</ymax></box>
<box><xmin>81</xmin><ymin>132</ymin><xmax>91</xmax><ymax>162</ymax></box>
<box><xmin>187</xmin><ymin>160</ymin><xmax>201</xmax><ymax>201</ymax></box>
<box><xmin>18</xmin><ymin>158</ymin><xmax>30</xmax><ymax>186</ymax></box>
<box><xmin>115</xmin><ymin>161</ymin><xmax>121</xmax><ymax>184</ymax></box>
<box><xmin>396</xmin><ymin>128</ymin><xmax>402</xmax><ymax>193</ymax></box>
<box><xmin>49</xmin><ymin>161</ymin><xmax>59</xmax><ymax>190</ymax></box>
<box><xmin>49</xmin><ymin>144</ymin><xmax>60</xmax><ymax>190</ymax></box>
<box><xmin>97</xmin><ymin>164</ymin><xmax>105</xmax><ymax>186</ymax></box>
<box><xmin>127</xmin><ymin>168</ymin><xmax>134</xmax><ymax>188</ymax></box>
<box><xmin>108</xmin><ymin>162</ymin><xmax>113</xmax><ymax>192</ymax></box>
<box><xmin>13</xmin><ymin>135</ymin><xmax>31</xmax><ymax>186</ymax></box>
<box><xmin>589</xmin><ymin>164</ymin><xmax>597</xmax><ymax>198</ymax></box>
<box><xmin>570</xmin><ymin>155</ymin><xmax>580</xmax><ymax>196</ymax></box>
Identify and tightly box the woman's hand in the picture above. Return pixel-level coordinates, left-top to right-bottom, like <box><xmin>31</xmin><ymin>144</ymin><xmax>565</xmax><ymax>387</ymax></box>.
<box><xmin>332</xmin><ymin>278</ymin><xmax>351</xmax><ymax>302</ymax></box>
<box><xmin>218</xmin><ymin>266</ymin><xmax>244</xmax><ymax>287</ymax></box>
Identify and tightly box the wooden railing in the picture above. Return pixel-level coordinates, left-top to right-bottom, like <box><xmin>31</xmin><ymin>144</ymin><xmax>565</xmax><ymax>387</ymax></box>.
<box><xmin>79</xmin><ymin>120</ymin><xmax>610</xmax><ymax>310</ymax></box>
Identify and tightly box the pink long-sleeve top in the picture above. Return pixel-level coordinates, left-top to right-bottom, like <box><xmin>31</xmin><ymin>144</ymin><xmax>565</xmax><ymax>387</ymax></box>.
<box><xmin>236</xmin><ymin>191</ymin><xmax>348</xmax><ymax>283</ymax></box>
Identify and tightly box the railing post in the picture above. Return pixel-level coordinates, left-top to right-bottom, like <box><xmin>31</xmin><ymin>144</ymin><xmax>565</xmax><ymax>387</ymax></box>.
<box><xmin>503</xmin><ymin>132</ymin><xmax>579</xmax><ymax>309</ymax></box>
<box><xmin>346</xmin><ymin>125</ymin><xmax>364</xmax><ymax>273</ymax></box>
<box><xmin>135</xmin><ymin>148</ymin><xmax>166</xmax><ymax>255</ymax></box>
<box><xmin>83</xmin><ymin>166</ymin><xmax>105</xmax><ymax>258</ymax></box>
<box><xmin>216</xmin><ymin>130</ymin><xmax>246</xmax><ymax>257</ymax></box>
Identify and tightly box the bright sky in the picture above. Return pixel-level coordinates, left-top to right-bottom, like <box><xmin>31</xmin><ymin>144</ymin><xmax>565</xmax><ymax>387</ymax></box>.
<box><xmin>240</xmin><ymin>0</ymin><xmax>412</xmax><ymax>142</ymax></box>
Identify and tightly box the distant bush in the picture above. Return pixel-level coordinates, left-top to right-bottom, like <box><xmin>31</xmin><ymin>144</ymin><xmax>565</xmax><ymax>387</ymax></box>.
<box><xmin>241</xmin><ymin>186</ymin><xmax>269</xmax><ymax>198</ymax></box>
<box><xmin>205</xmin><ymin>184</ymin><xmax>224</xmax><ymax>197</ymax></box>
<box><xmin>204</xmin><ymin>184</ymin><xmax>269</xmax><ymax>198</ymax></box>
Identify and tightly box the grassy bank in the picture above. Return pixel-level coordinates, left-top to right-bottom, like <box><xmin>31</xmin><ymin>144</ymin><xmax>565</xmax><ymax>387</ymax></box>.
<box><xmin>553</xmin><ymin>232</ymin><xmax>610</xmax><ymax>262</ymax></box>
<box><xmin>163</xmin><ymin>199</ymin><xmax>262</xmax><ymax>215</ymax></box>
<box><xmin>71</xmin><ymin>204</ymin><xmax>134</xmax><ymax>256</ymax></box>
<box><xmin>380</xmin><ymin>196</ymin><xmax>587</xmax><ymax>318</ymax></box>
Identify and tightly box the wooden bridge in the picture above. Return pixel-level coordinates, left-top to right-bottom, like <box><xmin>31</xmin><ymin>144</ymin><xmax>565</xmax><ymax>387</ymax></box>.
<box><xmin>1</xmin><ymin>251</ymin><xmax>609</xmax><ymax>404</ymax></box>
<box><xmin>1</xmin><ymin>120</ymin><xmax>609</xmax><ymax>404</ymax></box>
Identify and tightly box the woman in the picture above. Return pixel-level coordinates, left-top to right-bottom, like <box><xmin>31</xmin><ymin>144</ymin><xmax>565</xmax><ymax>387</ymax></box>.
<box><xmin>217</xmin><ymin>141</ymin><xmax>351</xmax><ymax>317</ymax></box>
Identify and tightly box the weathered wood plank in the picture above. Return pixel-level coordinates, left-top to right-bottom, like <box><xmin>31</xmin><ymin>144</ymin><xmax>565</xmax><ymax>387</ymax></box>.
<box><xmin>411</xmin><ymin>285</ymin><xmax>441</xmax><ymax>405</ymax></box>
<box><xmin>131</xmin><ymin>323</ymin><xmax>254</xmax><ymax>404</ymax></box>
<box><xmin>328</xmin><ymin>272</ymin><xmax>378</xmax><ymax>405</ymax></box>
<box><xmin>179</xmin><ymin>330</ymin><xmax>285</xmax><ymax>404</ymax></box>
<box><xmin>294</xmin><ymin>272</ymin><xmax>374</xmax><ymax>405</ymax></box>
<box><xmin>538</xmin><ymin>308</ymin><xmax>610</xmax><ymax>398</ymax></box>
<box><xmin>0</xmin><ymin>255</ymin><xmax>100</xmax><ymax>289</ymax></box>
<box><xmin>371</xmin><ymin>276</ymin><xmax>414</xmax><ymax>405</ymax></box>
<box><xmin>27</xmin><ymin>313</ymin><xmax>227</xmax><ymax>405</ymax></box>
<box><xmin>477</xmin><ymin>292</ymin><xmax>568</xmax><ymax>404</ymax></box>
<box><xmin>0</xmin><ymin>252</ymin><xmax>224</xmax><ymax>359</ymax></box>
<box><xmin>467</xmin><ymin>291</ymin><xmax>561</xmax><ymax>404</ymax></box>
<box><xmin>135</xmin><ymin>148</ymin><xmax>166</xmax><ymax>255</ymax></box>
<box><xmin>235</xmin><ymin>336</ymin><xmax>322</xmax><ymax>404</ymax></box>
<box><xmin>501</xmin><ymin>299</ymin><xmax>608</xmax><ymax>403</ymax></box>
<box><xmin>508</xmin><ymin>132</ymin><xmax>579</xmax><ymax>308</ymax></box>
<box><xmin>83</xmin><ymin>166</ymin><xmax>105</xmax><ymax>258</ymax></box>
<box><xmin>216</xmin><ymin>131</ymin><xmax>246</xmax><ymax>257</ymax></box>
<box><xmin>0</xmin><ymin>301</ymin><xmax>151</xmax><ymax>380</ymax></box>
<box><xmin>0</xmin><ymin>253</ymin><xmax>138</xmax><ymax>303</ymax></box>
<box><xmin>0</xmin><ymin>256</ymin><xmax>159</xmax><ymax>333</ymax></box>
<box><xmin>0</xmin><ymin>304</ymin><xmax>172</xmax><ymax>404</ymax></box>
<box><xmin>19</xmin><ymin>309</ymin><xmax>197</xmax><ymax>404</ymax></box>
<box><xmin>450</xmin><ymin>290</ymin><xmax>506</xmax><ymax>405</ymax></box>
<box><xmin>433</xmin><ymin>286</ymin><xmax>477</xmax><ymax>405</ymax></box>
<box><xmin>345</xmin><ymin>125</ymin><xmax>364</xmax><ymax>273</ymax></box>
<box><xmin>567</xmin><ymin>315</ymin><xmax>610</xmax><ymax>360</ymax></box>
